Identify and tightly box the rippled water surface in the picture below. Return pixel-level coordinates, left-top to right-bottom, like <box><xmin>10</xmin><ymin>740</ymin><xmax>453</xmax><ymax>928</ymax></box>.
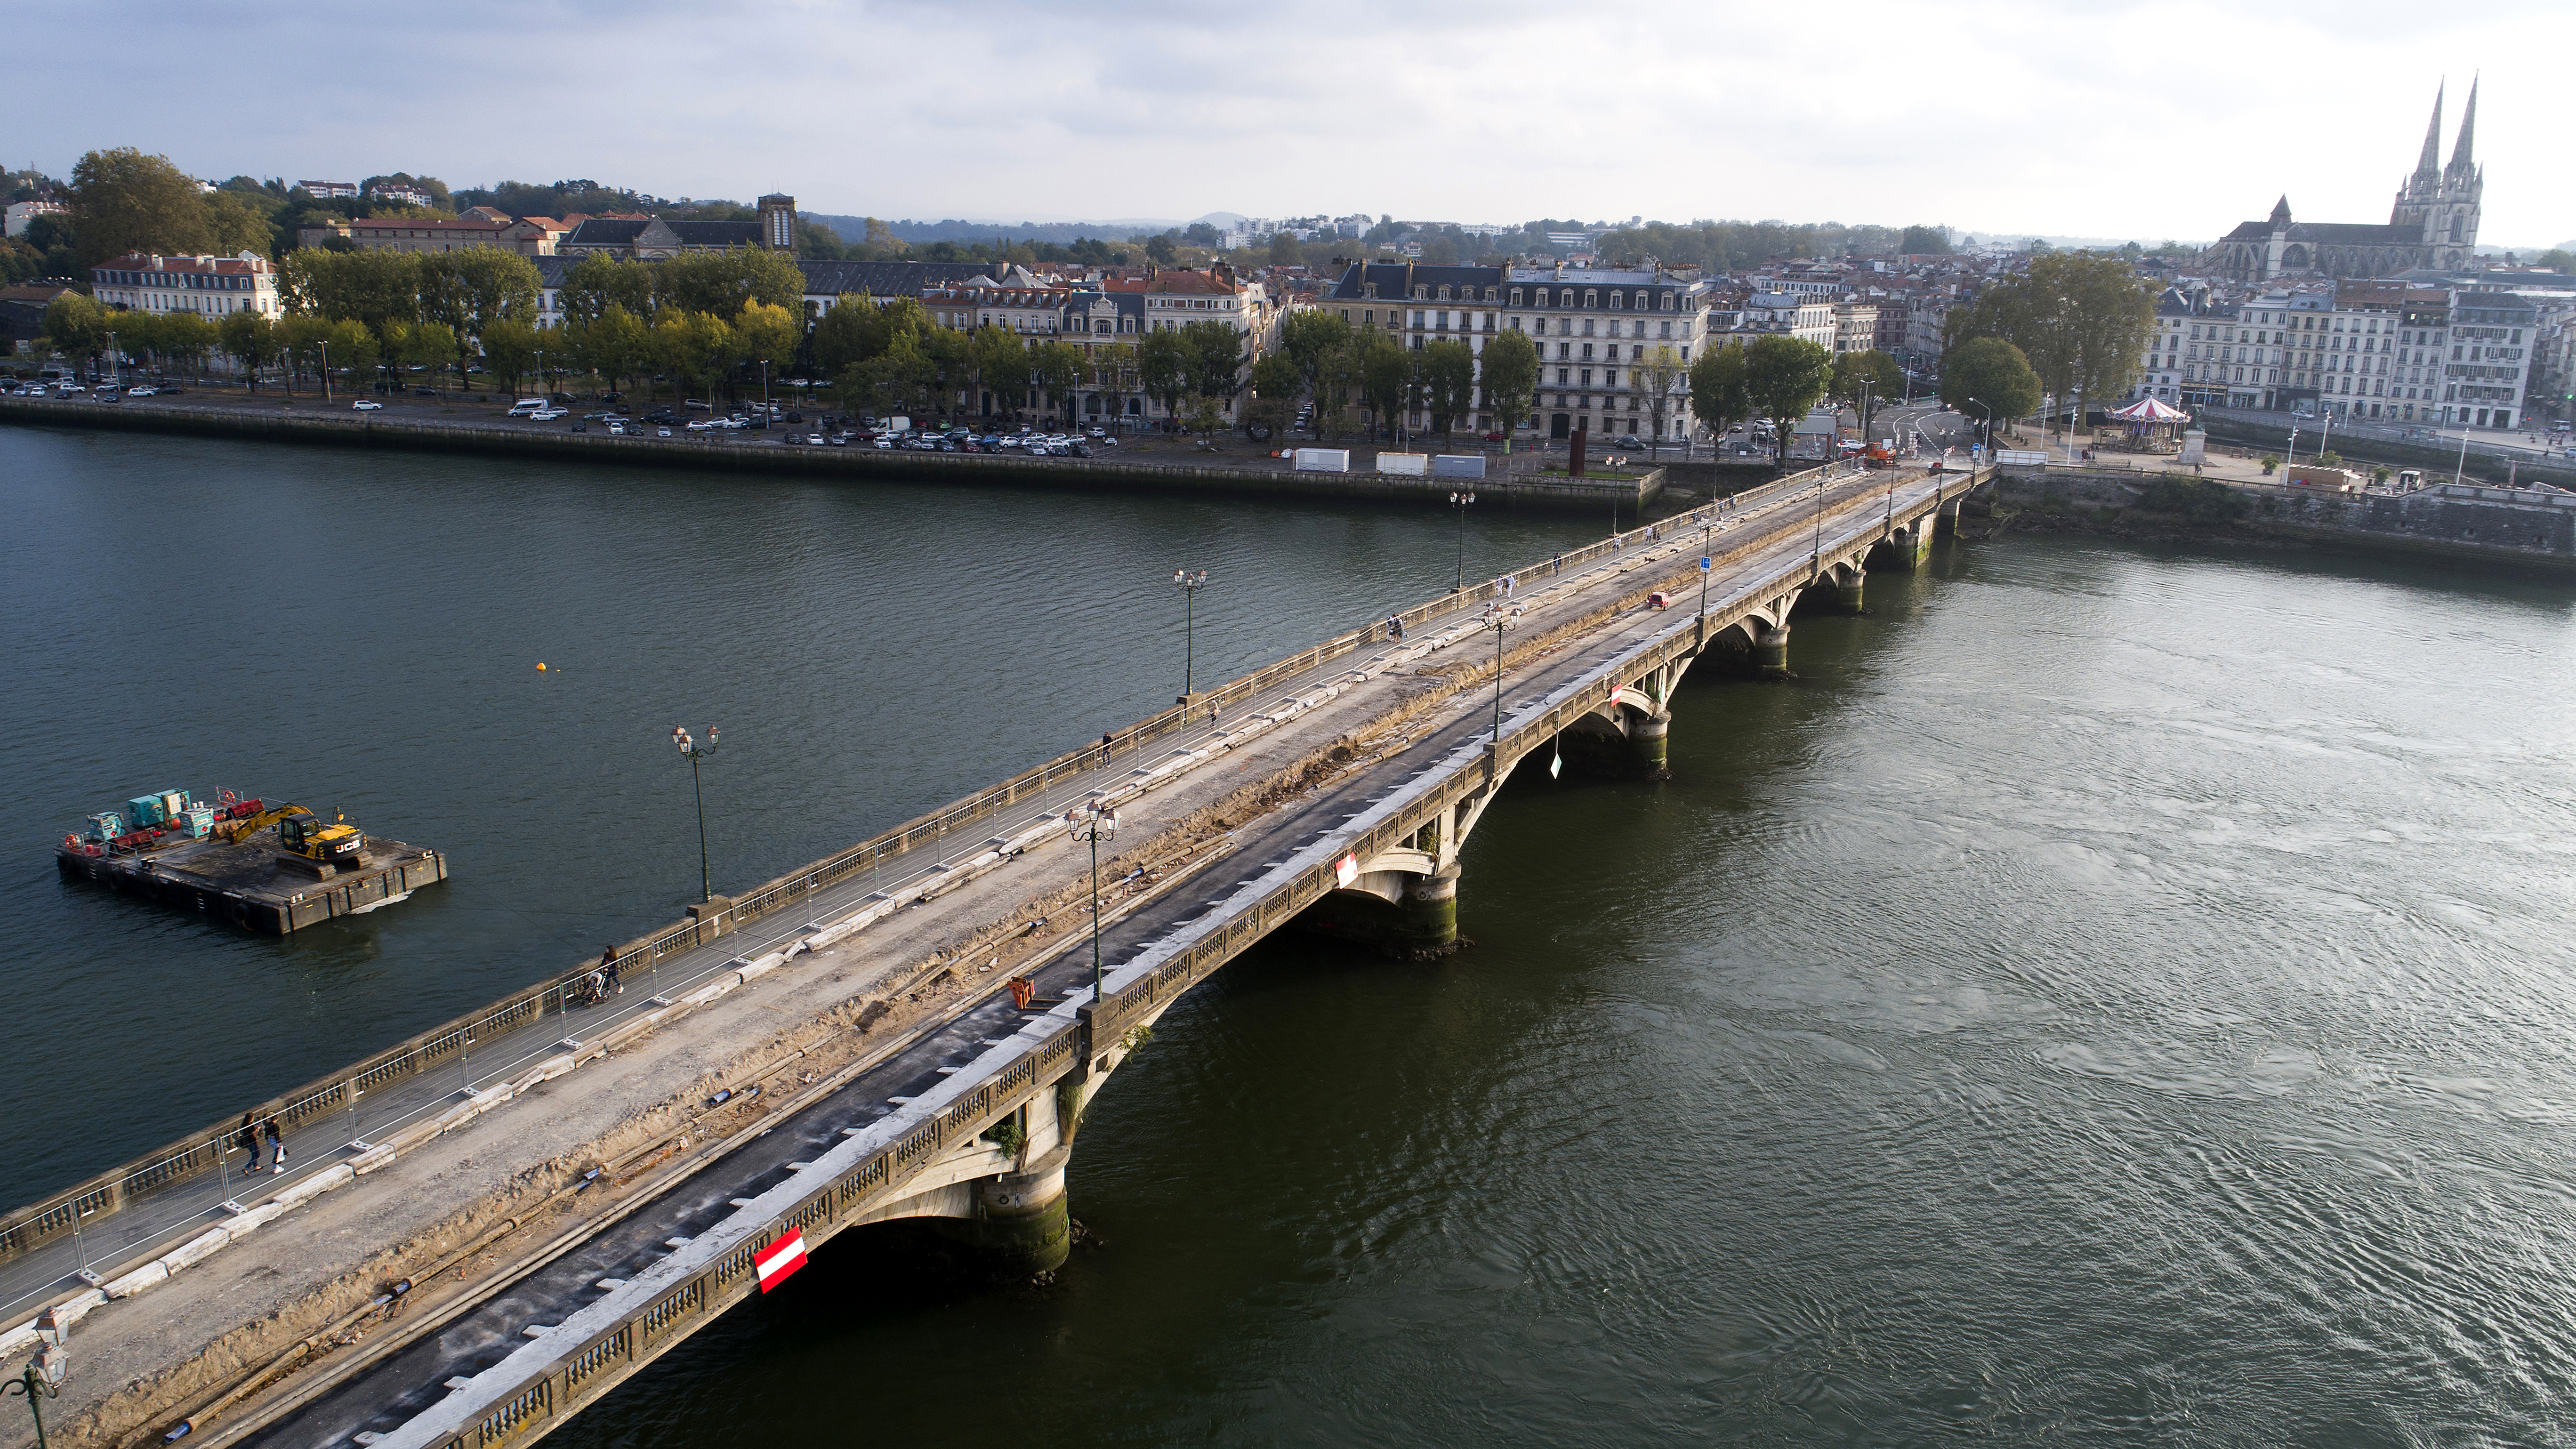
<box><xmin>12</xmin><ymin>425</ymin><xmax>2576</xmax><ymax>1445</ymax></box>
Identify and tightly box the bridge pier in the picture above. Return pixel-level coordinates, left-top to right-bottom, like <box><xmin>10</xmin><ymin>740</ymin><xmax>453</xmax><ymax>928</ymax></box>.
<box><xmin>1753</xmin><ymin>623</ymin><xmax>1791</xmax><ymax>677</ymax></box>
<box><xmin>959</xmin><ymin>1145</ymin><xmax>1072</xmax><ymax>1277</ymax></box>
<box><xmin>1629</xmin><ymin>711</ymin><xmax>1671</xmax><ymax>780</ymax></box>
<box><xmin>1397</xmin><ymin>867</ymin><xmax>1461</xmax><ymax>956</ymax></box>
<box><xmin>1830</xmin><ymin>570</ymin><xmax>1866</xmax><ymax>612</ymax></box>
<box><xmin>1871</xmin><ymin>523</ymin><xmax>1933</xmax><ymax>572</ymax></box>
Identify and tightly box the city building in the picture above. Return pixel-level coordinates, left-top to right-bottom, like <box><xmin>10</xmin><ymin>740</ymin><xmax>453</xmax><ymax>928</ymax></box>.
<box><xmin>5</xmin><ymin>199</ymin><xmax>67</xmax><ymax>239</ymax></box>
<box><xmin>1832</xmin><ymin>299</ymin><xmax>1877</xmax><ymax>354</ymax></box>
<box><xmin>296</xmin><ymin>180</ymin><xmax>359</xmax><ymax>199</ymax></box>
<box><xmin>558</xmin><ymin>212</ymin><xmax>780</xmax><ymax>258</ymax></box>
<box><xmin>2201</xmin><ymin>82</ymin><xmax>2484</xmax><ymax>282</ymax></box>
<box><xmin>2440</xmin><ymin>290</ymin><xmax>2535</xmax><ymax>429</ymax></box>
<box><xmin>301</xmin><ymin>216</ymin><xmax>513</xmax><ymax>253</ymax></box>
<box><xmin>368</xmin><ymin>182</ymin><xmax>434</xmax><ymax>207</ymax></box>
<box><xmin>1505</xmin><ymin>261</ymin><xmax>1717</xmax><ymax>441</ymax></box>
<box><xmin>89</xmin><ymin>251</ymin><xmax>283</xmax><ymax>318</ymax></box>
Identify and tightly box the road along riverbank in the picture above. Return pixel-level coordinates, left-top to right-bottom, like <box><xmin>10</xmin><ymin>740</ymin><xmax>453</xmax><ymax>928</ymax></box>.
<box><xmin>1972</xmin><ymin>466</ymin><xmax>2576</xmax><ymax>575</ymax></box>
<box><xmin>0</xmin><ymin>396</ymin><xmax>1660</xmax><ymax>516</ymax></box>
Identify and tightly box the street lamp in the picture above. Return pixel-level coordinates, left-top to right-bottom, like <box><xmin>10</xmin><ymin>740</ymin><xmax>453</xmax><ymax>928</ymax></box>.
<box><xmin>319</xmin><ymin>337</ymin><xmax>331</xmax><ymax>403</ymax></box>
<box><xmin>7</xmin><ymin>1344</ymin><xmax>64</xmax><ymax>1449</ymax></box>
<box><xmin>1961</xmin><ymin>397</ymin><xmax>1994</xmax><ymax>451</ymax></box>
<box><xmin>671</xmin><ymin>725</ymin><xmax>720</xmax><ymax>903</ymax></box>
<box><xmin>1071</xmin><ymin>803</ymin><xmax>1118</xmax><ymax>1007</ymax></box>
<box><xmin>1476</xmin><ymin>604</ymin><xmax>1517</xmax><ymax>752</ymax></box>
<box><xmin>1448</xmin><ymin>490</ymin><xmax>1476</xmax><ymax>591</ymax></box>
<box><xmin>1171</xmin><ymin>568</ymin><xmax>1210</xmax><ymax>698</ymax></box>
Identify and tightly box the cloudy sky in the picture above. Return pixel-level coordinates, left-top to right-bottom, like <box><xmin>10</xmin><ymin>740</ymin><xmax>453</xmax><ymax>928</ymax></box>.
<box><xmin>12</xmin><ymin>0</ymin><xmax>2570</xmax><ymax>249</ymax></box>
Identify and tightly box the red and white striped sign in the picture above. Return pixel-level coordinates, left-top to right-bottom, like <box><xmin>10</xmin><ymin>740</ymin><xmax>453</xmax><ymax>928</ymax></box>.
<box><xmin>753</xmin><ymin>1230</ymin><xmax>807</xmax><ymax>1292</ymax></box>
<box><xmin>1334</xmin><ymin>852</ymin><xmax>1359</xmax><ymax>887</ymax></box>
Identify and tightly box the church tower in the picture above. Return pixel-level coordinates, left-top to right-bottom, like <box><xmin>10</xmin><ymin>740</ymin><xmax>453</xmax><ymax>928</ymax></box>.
<box><xmin>2393</xmin><ymin>79</ymin><xmax>2483</xmax><ymax>268</ymax></box>
<box><xmin>2435</xmin><ymin>80</ymin><xmax>2482</xmax><ymax>267</ymax></box>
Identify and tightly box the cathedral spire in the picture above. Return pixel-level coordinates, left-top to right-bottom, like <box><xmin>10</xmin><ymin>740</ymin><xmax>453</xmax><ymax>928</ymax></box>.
<box><xmin>2414</xmin><ymin>82</ymin><xmax>2443</xmax><ymax>178</ymax></box>
<box><xmin>2447</xmin><ymin>75</ymin><xmax>2478</xmax><ymax>176</ymax></box>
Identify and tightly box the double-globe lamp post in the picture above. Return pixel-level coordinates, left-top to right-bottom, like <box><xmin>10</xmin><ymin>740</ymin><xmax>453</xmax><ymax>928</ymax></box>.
<box><xmin>1172</xmin><ymin>569</ymin><xmax>1210</xmax><ymax>699</ymax></box>
<box><xmin>8</xmin><ymin>1341</ymin><xmax>64</xmax><ymax>1449</ymax></box>
<box><xmin>1071</xmin><ymin>803</ymin><xmax>1118</xmax><ymax>1008</ymax></box>
<box><xmin>1448</xmin><ymin>490</ymin><xmax>1477</xmax><ymax>592</ymax></box>
<box><xmin>672</xmin><ymin>725</ymin><xmax>720</xmax><ymax>904</ymax></box>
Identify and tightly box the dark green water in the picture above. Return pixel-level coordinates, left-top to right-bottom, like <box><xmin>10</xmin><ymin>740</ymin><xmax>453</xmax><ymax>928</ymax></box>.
<box><xmin>12</xmin><ymin>427</ymin><xmax>2576</xmax><ymax>1444</ymax></box>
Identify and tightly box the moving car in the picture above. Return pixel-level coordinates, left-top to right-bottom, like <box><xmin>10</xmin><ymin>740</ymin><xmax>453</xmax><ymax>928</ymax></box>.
<box><xmin>352</xmin><ymin>399</ymin><xmax>384</xmax><ymax>411</ymax></box>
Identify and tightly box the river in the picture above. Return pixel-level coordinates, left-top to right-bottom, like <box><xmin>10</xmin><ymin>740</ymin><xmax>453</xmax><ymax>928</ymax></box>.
<box><xmin>9</xmin><ymin>426</ymin><xmax>2576</xmax><ymax>1443</ymax></box>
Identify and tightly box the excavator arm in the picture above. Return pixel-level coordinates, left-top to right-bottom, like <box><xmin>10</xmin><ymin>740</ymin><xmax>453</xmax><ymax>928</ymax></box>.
<box><xmin>223</xmin><ymin>804</ymin><xmax>310</xmax><ymax>845</ymax></box>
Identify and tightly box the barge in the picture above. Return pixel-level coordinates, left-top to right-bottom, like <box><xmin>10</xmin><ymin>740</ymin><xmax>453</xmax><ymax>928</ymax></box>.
<box><xmin>55</xmin><ymin>788</ymin><xmax>447</xmax><ymax>935</ymax></box>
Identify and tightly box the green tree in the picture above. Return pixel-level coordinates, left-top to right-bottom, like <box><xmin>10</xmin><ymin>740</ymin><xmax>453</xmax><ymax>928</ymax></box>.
<box><xmin>1477</xmin><ymin>328</ymin><xmax>1539</xmax><ymax>446</ymax></box>
<box><xmin>1268</xmin><ymin>232</ymin><xmax>1303</xmax><ymax>267</ymax></box>
<box><xmin>159</xmin><ymin>312</ymin><xmax>218</xmax><ymax>378</ymax></box>
<box><xmin>1689</xmin><ymin>340</ymin><xmax>1751</xmax><ymax>441</ymax></box>
<box><xmin>967</xmin><ymin>324</ymin><xmax>1031</xmax><ymax>417</ymax></box>
<box><xmin>1277</xmin><ymin>309</ymin><xmax>1353</xmax><ymax>389</ymax></box>
<box><xmin>1741</xmin><ymin>335</ymin><xmax>1834</xmax><ymax>465</ymax></box>
<box><xmin>1359</xmin><ymin>334</ymin><xmax>1417</xmax><ymax>437</ymax></box>
<box><xmin>201</xmin><ymin>190</ymin><xmax>274</xmax><ymax>258</ymax></box>
<box><xmin>653</xmin><ymin>248</ymin><xmax>805</xmax><ymax>320</ymax></box>
<box><xmin>652</xmin><ymin>311</ymin><xmax>733</xmax><ymax>402</ymax></box>
<box><xmin>68</xmin><ymin>148</ymin><xmax>213</xmax><ymax>269</ymax></box>
<box><xmin>919</xmin><ymin>326</ymin><xmax>973</xmax><ymax>417</ymax></box>
<box><xmin>415</xmin><ymin>247</ymin><xmax>540</xmax><ymax>394</ymax></box>
<box><xmin>1419</xmin><ymin>338</ymin><xmax>1476</xmax><ymax>434</ymax></box>
<box><xmin>1937</xmin><ymin>337</ymin><xmax>2042</xmax><ymax>442</ymax></box>
<box><xmin>1180</xmin><ymin>319</ymin><xmax>1242</xmax><ymax>402</ymax></box>
<box><xmin>398</xmin><ymin>320</ymin><xmax>458</xmax><ymax>388</ymax></box>
<box><xmin>572</xmin><ymin>304</ymin><xmax>648</xmax><ymax>395</ymax></box>
<box><xmin>325</xmin><ymin>318</ymin><xmax>379</xmax><ymax>390</ymax></box>
<box><xmin>104</xmin><ymin>309</ymin><xmax>161</xmax><ymax>377</ymax></box>
<box><xmin>1631</xmin><ymin>343</ymin><xmax>1690</xmax><ymax>449</ymax></box>
<box><xmin>218</xmin><ymin>309</ymin><xmax>276</xmax><ymax>391</ymax></box>
<box><xmin>559</xmin><ymin>253</ymin><xmax>656</xmax><ymax>326</ymax></box>
<box><xmin>1092</xmin><ymin>339</ymin><xmax>1138</xmax><ymax>423</ymax></box>
<box><xmin>275</xmin><ymin>313</ymin><xmax>334</xmax><ymax>396</ymax></box>
<box><xmin>1898</xmin><ymin>225</ymin><xmax>1952</xmax><ymax>256</ymax></box>
<box><xmin>1246</xmin><ymin>351</ymin><xmax>1303</xmax><ymax>438</ymax></box>
<box><xmin>280</xmin><ymin>248</ymin><xmax>421</xmax><ymax>342</ymax></box>
<box><xmin>733</xmin><ymin>300</ymin><xmax>802</xmax><ymax>396</ymax></box>
<box><xmin>809</xmin><ymin>295</ymin><xmax>902</xmax><ymax>376</ymax></box>
<box><xmin>1943</xmin><ymin>251</ymin><xmax>2154</xmax><ymax>408</ymax></box>
<box><xmin>482</xmin><ymin>317</ymin><xmax>539</xmax><ymax>396</ymax></box>
<box><xmin>1031</xmin><ymin>338</ymin><xmax>1086</xmax><ymax>422</ymax></box>
<box><xmin>2536</xmin><ymin>249</ymin><xmax>2576</xmax><ymax>274</ymax></box>
<box><xmin>1138</xmin><ymin>328</ymin><xmax>1191</xmax><ymax>419</ymax></box>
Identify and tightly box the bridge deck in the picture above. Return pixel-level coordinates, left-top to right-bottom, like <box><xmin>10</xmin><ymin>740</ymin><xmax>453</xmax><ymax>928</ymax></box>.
<box><xmin>1</xmin><ymin>462</ymin><xmax>1969</xmax><ymax>1449</ymax></box>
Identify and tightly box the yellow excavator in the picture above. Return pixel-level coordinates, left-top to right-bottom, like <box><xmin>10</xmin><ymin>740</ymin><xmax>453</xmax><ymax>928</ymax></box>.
<box><xmin>225</xmin><ymin>804</ymin><xmax>366</xmax><ymax>870</ymax></box>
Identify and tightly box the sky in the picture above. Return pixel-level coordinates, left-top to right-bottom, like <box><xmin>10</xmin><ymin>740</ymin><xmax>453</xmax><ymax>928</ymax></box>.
<box><xmin>10</xmin><ymin>0</ymin><xmax>2571</xmax><ymax>251</ymax></box>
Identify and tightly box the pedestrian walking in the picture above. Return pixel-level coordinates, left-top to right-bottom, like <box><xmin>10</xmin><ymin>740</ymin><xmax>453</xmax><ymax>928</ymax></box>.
<box><xmin>1208</xmin><ymin>703</ymin><xmax>1219</xmax><ymax>728</ymax></box>
<box><xmin>1099</xmin><ymin>731</ymin><xmax>1114</xmax><ymax>763</ymax></box>
<box><xmin>600</xmin><ymin>945</ymin><xmax>623</xmax><ymax>995</ymax></box>
<box><xmin>265</xmin><ymin>1120</ymin><xmax>287</xmax><ymax>1175</ymax></box>
<box><xmin>234</xmin><ymin>1112</ymin><xmax>258</xmax><ymax>1167</ymax></box>
<box><xmin>1552</xmin><ymin>553</ymin><xmax>1563</xmax><ymax>575</ymax></box>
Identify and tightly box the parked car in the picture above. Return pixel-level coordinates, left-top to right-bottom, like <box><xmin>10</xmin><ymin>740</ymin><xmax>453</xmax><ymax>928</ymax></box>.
<box><xmin>352</xmin><ymin>399</ymin><xmax>384</xmax><ymax>411</ymax></box>
<box><xmin>684</xmin><ymin>399</ymin><xmax>713</xmax><ymax>411</ymax></box>
<box><xmin>413</xmin><ymin>386</ymin><xmax>439</xmax><ymax>397</ymax></box>
<box><xmin>1615</xmin><ymin>434</ymin><xmax>1644</xmax><ymax>449</ymax></box>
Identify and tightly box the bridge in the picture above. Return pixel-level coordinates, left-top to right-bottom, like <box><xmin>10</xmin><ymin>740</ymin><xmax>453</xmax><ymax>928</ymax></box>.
<box><xmin>0</xmin><ymin>458</ymin><xmax>1979</xmax><ymax>1449</ymax></box>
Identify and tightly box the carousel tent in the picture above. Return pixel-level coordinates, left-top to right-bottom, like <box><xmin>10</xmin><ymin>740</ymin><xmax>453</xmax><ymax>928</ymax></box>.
<box><xmin>2108</xmin><ymin>396</ymin><xmax>2190</xmax><ymax>421</ymax></box>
